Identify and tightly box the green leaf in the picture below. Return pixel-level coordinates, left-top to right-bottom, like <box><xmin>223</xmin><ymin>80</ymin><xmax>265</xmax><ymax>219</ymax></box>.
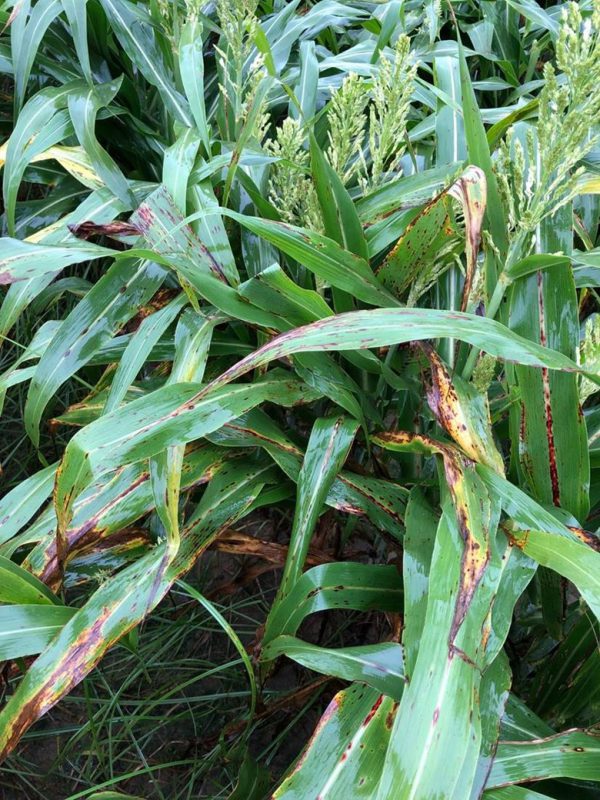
<box><xmin>67</xmin><ymin>79</ymin><xmax>136</xmax><ymax>207</ymax></box>
<box><xmin>310</xmin><ymin>133</ymin><xmax>369</xmax><ymax>262</ymax></box>
<box><xmin>509</xmin><ymin>525</ymin><xmax>600</xmax><ymax>624</ymax></box>
<box><xmin>0</xmin><ymin>183</ymin><xmax>151</xmax><ymax>336</ymax></box>
<box><xmin>2</xmin><ymin>82</ymin><xmax>82</xmax><ymax>235</ymax></box>
<box><xmin>487</xmin><ymin>730</ymin><xmax>600</xmax><ymax>788</ymax></box>
<box><xmin>278</xmin><ymin>416</ymin><xmax>357</xmax><ymax>594</ymax></box>
<box><xmin>262</xmin><ymin>415</ymin><xmax>359</xmax><ymax>649</ymax></box>
<box><xmin>61</xmin><ymin>0</ymin><xmax>91</xmax><ymax>82</ymax></box>
<box><xmin>227</xmin><ymin>212</ymin><xmax>400</xmax><ymax>309</ymax></box>
<box><xmin>434</xmin><ymin>56</ymin><xmax>467</xmax><ymax>166</ymax></box>
<box><xmin>485</xmin><ymin>789</ymin><xmax>552</xmax><ymax>800</ymax></box>
<box><xmin>504</xmin><ymin>253</ymin><xmax>571</xmax><ymax>282</ymax></box>
<box><xmin>402</xmin><ymin>487</ymin><xmax>437</xmax><ymax>675</ymax></box>
<box><xmin>177</xmin><ymin>579</ymin><xmax>258</xmax><ymax>722</ymax></box>
<box><xmin>0</xmin><ymin>604</ymin><xmax>76</xmax><ymax>660</ymax></box>
<box><xmin>12</xmin><ymin>0</ymin><xmax>63</xmax><ymax>114</ymax></box>
<box><xmin>504</xmin><ymin>0</ymin><xmax>560</xmax><ymax>36</ymax></box>
<box><xmin>262</xmin><ymin>636</ymin><xmax>405</xmax><ymax>700</ymax></box>
<box><xmin>187</xmin><ymin>179</ymin><xmax>240</xmax><ymax>286</ymax></box>
<box><xmin>0</xmin><ymin>462</ymin><xmax>56</xmax><ymax>545</ymax></box>
<box><xmin>472</xmin><ymin>652</ymin><xmax>512</xmax><ymax>798</ymax></box>
<box><xmin>291</xmin><ymin>40</ymin><xmax>318</xmax><ymax>122</ymax></box>
<box><xmin>530</xmin><ymin>612</ymin><xmax>600</xmax><ymax>722</ymax></box>
<box><xmin>98</xmin><ymin>0</ymin><xmax>193</xmax><ymax>126</ymax></box>
<box><xmin>103</xmin><ymin>293</ymin><xmax>187</xmax><ymax>414</ymax></box>
<box><xmin>227</xmin><ymin>749</ymin><xmax>271</xmax><ymax>800</ymax></box>
<box><xmin>457</xmin><ymin>37</ymin><xmax>508</xmax><ymax>273</ymax></box>
<box><xmin>24</xmin><ymin>257</ymin><xmax>166</xmax><ymax>446</ymax></box>
<box><xmin>0</xmin><ymin>556</ymin><xmax>61</xmax><ymax>605</ymax></box>
<box><xmin>162</xmin><ymin>127</ymin><xmax>200</xmax><ymax>214</ymax></box>
<box><xmin>178</xmin><ymin>16</ymin><xmax>210</xmax><ymax>151</ymax></box>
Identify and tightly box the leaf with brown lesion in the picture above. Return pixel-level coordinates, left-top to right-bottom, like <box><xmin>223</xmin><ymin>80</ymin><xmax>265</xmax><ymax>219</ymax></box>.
<box><xmin>0</xmin><ymin>460</ymin><xmax>269</xmax><ymax>761</ymax></box>
<box><xmin>447</xmin><ymin>165</ymin><xmax>487</xmax><ymax>311</ymax></box>
<box><xmin>423</xmin><ymin>345</ymin><xmax>504</xmax><ymax>475</ymax></box>
<box><xmin>376</xmin><ymin>165</ymin><xmax>486</xmax><ymax>309</ymax></box>
<box><xmin>373</xmin><ymin>430</ymin><xmax>492</xmax><ymax>646</ymax></box>
<box><xmin>20</xmin><ymin>444</ymin><xmax>229</xmax><ymax>590</ymax></box>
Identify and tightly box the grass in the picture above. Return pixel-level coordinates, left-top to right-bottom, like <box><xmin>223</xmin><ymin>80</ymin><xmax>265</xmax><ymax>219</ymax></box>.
<box><xmin>2</xmin><ymin>571</ymin><xmax>300</xmax><ymax>799</ymax></box>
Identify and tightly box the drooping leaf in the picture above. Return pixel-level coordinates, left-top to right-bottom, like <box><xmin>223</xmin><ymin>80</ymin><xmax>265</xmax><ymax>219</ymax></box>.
<box><xmin>261</xmin><ymin>562</ymin><xmax>402</xmax><ymax>645</ymax></box>
<box><xmin>204</xmin><ymin>308</ymin><xmax>583</xmax><ymax>394</ymax></box>
<box><xmin>273</xmin><ymin>415</ymin><xmax>358</xmax><ymax>600</ymax></box>
<box><xmin>0</xmin><ymin>459</ymin><xmax>269</xmax><ymax>759</ymax></box>
<box><xmin>262</xmin><ymin>636</ymin><xmax>405</xmax><ymax>700</ymax></box>
<box><xmin>24</xmin><ymin>257</ymin><xmax>167</xmax><ymax>446</ymax></box>
<box><xmin>487</xmin><ymin>730</ymin><xmax>600</xmax><ymax>788</ymax></box>
<box><xmin>54</xmin><ymin>373</ymin><xmax>319</xmax><ymax>533</ymax></box>
<box><xmin>0</xmin><ymin>237</ymin><xmax>114</xmax><ymax>285</ymax></box>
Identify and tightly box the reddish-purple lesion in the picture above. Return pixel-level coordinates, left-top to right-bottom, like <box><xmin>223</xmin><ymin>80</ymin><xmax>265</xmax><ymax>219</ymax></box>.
<box><xmin>537</xmin><ymin>271</ymin><xmax>561</xmax><ymax>507</ymax></box>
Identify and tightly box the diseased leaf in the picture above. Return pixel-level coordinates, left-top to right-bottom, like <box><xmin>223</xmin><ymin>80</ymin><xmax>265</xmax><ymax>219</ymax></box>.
<box><xmin>54</xmin><ymin>373</ymin><xmax>319</xmax><ymax>534</ymax></box>
<box><xmin>0</xmin><ymin>237</ymin><xmax>114</xmax><ymax>285</ymax></box>
<box><xmin>24</xmin><ymin>257</ymin><xmax>166</xmax><ymax>446</ymax></box>
<box><xmin>425</xmin><ymin>346</ymin><xmax>504</xmax><ymax>473</ymax></box>
<box><xmin>273</xmin><ymin>685</ymin><xmax>395</xmax><ymax>800</ymax></box>
<box><xmin>0</xmin><ymin>460</ymin><xmax>269</xmax><ymax>759</ymax></box>
<box><xmin>375</xmin><ymin>434</ymin><xmax>504</xmax><ymax>800</ymax></box>
<box><xmin>377</xmin><ymin>166</ymin><xmax>486</xmax><ymax>310</ymax></box>
<box><xmin>487</xmin><ymin>730</ymin><xmax>600</xmax><ymax>788</ymax></box>
<box><xmin>508</xmin><ymin>149</ymin><xmax>589</xmax><ymax>523</ymax></box>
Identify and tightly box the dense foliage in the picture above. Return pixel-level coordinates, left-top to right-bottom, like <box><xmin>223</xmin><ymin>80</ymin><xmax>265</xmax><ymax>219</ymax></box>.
<box><xmin>1</xmin><ymin>0</ymin><xmax>600</xmax><ymax>797</ymax></box>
